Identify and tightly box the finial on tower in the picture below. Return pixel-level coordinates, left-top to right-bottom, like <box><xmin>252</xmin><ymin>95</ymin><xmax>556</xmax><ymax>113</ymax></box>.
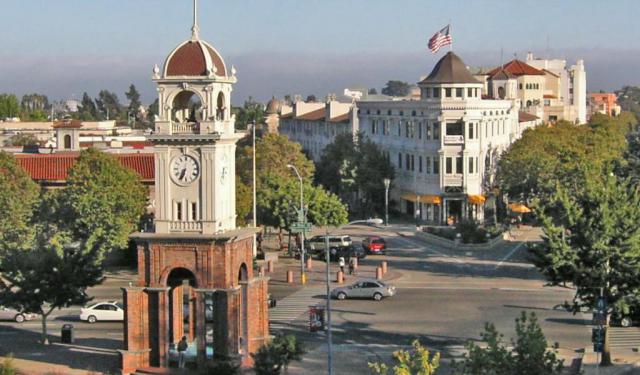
<box><xmin>191</xmin><ymin>0</ymin><xmax>200</xmax><ymax>40</ymax></box>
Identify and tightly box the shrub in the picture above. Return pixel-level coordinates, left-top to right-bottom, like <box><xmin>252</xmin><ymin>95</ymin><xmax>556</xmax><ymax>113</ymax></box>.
<box><xmin>0</xmin><ymin>355</ymin><xmax>16</xmax><ymax>375</ymax></box>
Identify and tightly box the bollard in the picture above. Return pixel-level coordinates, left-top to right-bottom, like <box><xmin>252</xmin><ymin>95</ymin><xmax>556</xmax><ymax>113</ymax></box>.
<box><xmin>376</xmin><ymin>266</ymin><xmax>383</xmax><ymax>280</ymax></box>
<box><xmin>305</xmin><ymin>257</ymin><xmax>313</xmax><ymax>270</ymax></box>
<box><xmin>381</xmin><ymin>261</ymin><xmax>388</xmax><ymax>275</ymax></box>
<box><xmin>259</xmin><ymin>266</ymin><xmax>265</xmax><ymax>277</ymax></box>
<box><xmin>301</xmin><ymin>273</ymin><xmax>307</xmax><ymax>285</ymax></box>
<box><xmin>267</xmin><ymin>260</ymin><xmax>274</xmax><ymax>273</ymax></box>
<box><xmin>336</xmin><ymin>270</ymin><xmax>344</xmax><ymax>284</ymax></box>
<box><xmin>286</xmin><ymin>270</ymin><xmax>294</xmax><ymax>284</ymax></box>
<box><xmin>352</xmin><ymin>258</ymin><xmax>358</xmax><ymax>269</ymax></box>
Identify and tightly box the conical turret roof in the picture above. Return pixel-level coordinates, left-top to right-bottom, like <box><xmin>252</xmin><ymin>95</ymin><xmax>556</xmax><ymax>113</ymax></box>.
<box><xmin>420</xmin><ymin>52</ymin><xmax>480</xmax><ymax>85</ymax></box>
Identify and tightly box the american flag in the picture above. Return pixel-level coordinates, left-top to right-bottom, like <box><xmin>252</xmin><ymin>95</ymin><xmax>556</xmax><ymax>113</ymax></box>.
<box><xmin>428</xmin><ymin>25</ymin><xmax>452</xmax><ymax>53</ymax></box>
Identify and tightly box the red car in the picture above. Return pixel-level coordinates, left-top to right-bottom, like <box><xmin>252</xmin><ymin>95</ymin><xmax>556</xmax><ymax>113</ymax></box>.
<box><xmin>362</xmin><ymin>236</ymin><xmax>386</xmax><ymax>254</ymax></box>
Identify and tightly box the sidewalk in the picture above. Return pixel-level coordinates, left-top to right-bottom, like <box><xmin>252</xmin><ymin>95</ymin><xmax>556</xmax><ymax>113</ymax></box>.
<box><xmin>582</xmin><ymin>348</ymin><xmax>640</xmax><ymax>375</ymax></box>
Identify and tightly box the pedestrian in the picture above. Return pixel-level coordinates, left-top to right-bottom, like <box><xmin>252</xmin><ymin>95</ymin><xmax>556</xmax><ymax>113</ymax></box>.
<box><xmin>339</xmin><ymin>256</ymin><xmax>345</xmax><ymax>274</ymax></box>
<box><xmin>256</xmin><ymin>231</ymin><xmax>263</xmax><ymax>253</ymax></box>
<box><xmin>348</xmin><ymin>257</ymin><xmax>356</xmax><ymax>275</ymax></box>
<box><xmin>177</xmin><ymin>335</ymin><xmax>188</xmax><ymax>368</ymax></box>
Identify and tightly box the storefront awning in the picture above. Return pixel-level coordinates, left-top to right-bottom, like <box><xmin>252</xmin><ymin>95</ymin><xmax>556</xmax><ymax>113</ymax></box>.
<box><xmin>400</xmin><ymin>193</ymin><xmax>442</xmax><ymax>205</ymax></box>
<box><xmin>468</xmin><ymin>195</ymin><xmax>486</xmax><ymax>205</ymax></box>
<box><xmin>509</xmin><ymin>203</ymin><xmax>532</xmax><ymax>213</ymax></box>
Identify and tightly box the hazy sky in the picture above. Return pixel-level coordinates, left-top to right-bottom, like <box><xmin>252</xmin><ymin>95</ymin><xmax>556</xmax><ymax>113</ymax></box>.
<box><xmin>2</xmin><ymin>0</ymin><xmax>640</xmax><ymax>105</ymax></box>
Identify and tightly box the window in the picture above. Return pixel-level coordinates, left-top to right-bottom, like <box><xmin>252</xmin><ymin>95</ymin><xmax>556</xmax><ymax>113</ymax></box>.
<box><xmin>383</xmin><ymin>120</ymin><xmax>389</xmax><ymax>135</ymax></box>
<box><xmin>412</xmin><ymin>110</ymin><xmax>416</xmax><ymax>116</ymax></box>
<box><xmin>433</xmin><ymin>88</ymin><xmax>440</xmax><ymax>98</ymax></box>
<box><xmin>371</xmin><ymin>120</ymin><xmax>376</xmax><ymax>134</ymax></box>
<box><xmin>446</xmin><ymin>122</ymin><xmax>463</xmax><ymax>136</ymax></box>
<box><xmin>425</xmin><ymin>89</ymin><xmax>431</xmax><ymax>98</ymax></box>
<box><xmin>519</xmin><ymin>83</ymin><xmax>523</xmax><ymax>90</ymax></box>
<box><xmin>445</xmin><ymin>88</ymin><xmax>452</xmax><ymax>97</ymax></box>
<box><xmin>419</xmin><ymin>156</ymin><xmax>423</xmax><ymax>173</ymax></box>
<box><xmin>426</xmin><ymin>157</ymin><xmax>431</xmax><ymax>173</ymax></box>
<box><xmin>456</xmin><ymin>157</ymin><xmax>463</xmax><ymax>174</ymax></box>
<box><xmin>467</xmin><ymin>88</ymin><xmax>473</xmax><ymax>97</ymax></box>
<box><xmin>426</xmin><ymin>122</ymin><xmax>432</xmax><ymax>139</ymax></box>
<box><xmin>176</xmin><ymin>202</ymin><xmax>183</xmax><ymax>221</ymax></box>
<box><xmin>411</xmin><ymin>155</ymin><xmax>415</xmax><ymax>171</ymax></box>
<box><xmin>64</xmin><ymin>134</ymin><xmax>71</xmax><ymax>149</ymax></box>
<box><xmin>387</xmin><ymin>110</ymin><xmax>392</xmax><ymax>116</ymax></box>
<box><xmin>398</xmin><ymin>153</ymin><xmax>402</xmax><ymax>168</ymax></box>
<box><xmin>433</xmin><ymin>159</ymin><xmax>440</xmax><ymax>174</ymax></box>
<box><xmin>456</xmin><ymin>88</ymin><xmax>463</xmax><ymax>97</ymax></box>
<box><xmin>544</xmin><ymin>99</ymin><xmax>550</xmax><ymax>106</ymax></box>
<box><xmin>418</xmin><ymin>122</ymin><xmax>422</xmax><ymax>139</ymax></box>
<box><xmin>468</xmin><ymin>123</ymin><xmax>474</xmax><ymax>139</ymax></box>
<box><xmin>446</xmin><ymin>157</ymin><xmax>453</xmax><ymax>174</ymax></box>
<box><xmin>397</xmin><ymin>122</ymin><xmax>402</xmax><ymax>136</ymax></box>
<box><xmin>406</xmin><ymin>154</ymin><xmax>411</xmax><ymax>171</ymax></box>
<box><xmin>405</xmin><ymin>122</ymin><xmax>411</xmax><ymax>138</ymax></box>
<box><xmin>433</xmin><ymin>122</ymin><xmax>440</xmax><ymax>139</ymax></box>
<box><xmin>192</xmin><ymin>202</ymin><xmax>198</xmax><ymax>221</ymax></box>
<box><xmin>469</xmin><ymin>157</ymin><xmax>474</xmax><ymax>174</ymax></box>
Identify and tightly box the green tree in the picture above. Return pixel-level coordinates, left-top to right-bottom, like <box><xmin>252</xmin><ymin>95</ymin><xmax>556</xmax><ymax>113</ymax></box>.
<box><xmin>147</xmin><ymin>98</ymin><xmax>159</xmax><ymax>124</ymax></box>
<box><xmin>125</xmin><ymin>84</ymin><xmax>142</xmax><ymax>126</ymax></box>
<box><xmin>95</xmin><ymin>90</ymin><xmax>123</xmax><ymax>121</ymax></box>
<box><xmin>252</xmin><ymin>335</ymin><xmax>305</xmax><ymax>375</ymax></box>
<box><xmin>79</xmin><ymin>92</ymin><xmax>97</xmax><ymax>120</ymax></box>
<box><xmin>0</xmin><ymin>151</ymin><xmax>39</xmax><ymax>256</ymax></box>
<box><xmin>3</xmin><ymin>133</ymin><xmax>39</xmax><ymax>147</ymax></box>
<box><xmin>381</xmin><ymin>81</ymin><xmax>412</xmax><ymax>97</ymax></box>
<box><xmin>56</xmin><ymin>148</ymin><xmax>147</xmax><ymax>259</ymax></box>
<box><xmin>316</xmin><ymin>133</ymin><xmax>394</xmax><ymax>217</ymax></box>
<box><xmin>20</xmin><ymin>93</ymin><xmax>49</xmax><ymax>121</ymax></box>
<box><xmin>0</xmin><ymin>94</ymin><xmax>20</xmax><ymax>119</ymax></box>
<box><xmin>369</xmin><ymin>340</ymin><xmax>440</xmax><ymax>375</ymax></box>
<box><xmin>453</xmin><ymin>312</ymin><xmax>563</xmax><ymax>375</ymax></box>
<box><xmin>236</xmin><ymin>175</ymin><xmax>252</xmax><ymax>227</ymax></box>
<box><xmin>233</xmin><ymin>97</ymin><xmax>265</xmax><ymax>130</ymax></box>
<box><xmin>368</xmin><ymin>88</ymin><xmax>378</xmax><ymax>95</ymax></box>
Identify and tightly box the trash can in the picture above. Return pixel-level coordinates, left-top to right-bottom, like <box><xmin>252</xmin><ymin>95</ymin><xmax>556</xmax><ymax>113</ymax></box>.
<box><xmin>61</xmin><ymin>324</ymin><xmax>74</xmax><ymax>344</ymax></box>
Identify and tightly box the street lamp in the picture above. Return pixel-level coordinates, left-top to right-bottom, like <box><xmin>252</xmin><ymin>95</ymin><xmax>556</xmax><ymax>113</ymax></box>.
<box><xmin>252</xmin><ymin>121</ymin><xmax>257</xmax><ymax>257</ymax></box>
<box><xmin>324</xmin><ymin>218</ymin><xmax>383</xmax><ymax>375</ymax></box>
<box><xmin>286</xmin><ymin>164</ymin><xmax>306</xmax><ymax>284</ymax></box>
<box><xmin>383</xmin><ymin>178</ymin><xmax>391</xmax><ymax>226</ymax></box>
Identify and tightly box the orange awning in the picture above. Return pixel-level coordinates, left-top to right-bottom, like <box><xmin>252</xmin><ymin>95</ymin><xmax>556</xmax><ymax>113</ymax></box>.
<box><xmin>468</xmin><ymin>195</ymin><xmax>486</xmax><ymax>205</ymax></box>
<box><xmin>509</xmin><ymin>203</ymin><xmax>532</xmax><ymax>213</ymax></box>
<box><xmin>401</xmin><ymin>193</ymin><xmax>442</xmax><ymax>205</ymax></box>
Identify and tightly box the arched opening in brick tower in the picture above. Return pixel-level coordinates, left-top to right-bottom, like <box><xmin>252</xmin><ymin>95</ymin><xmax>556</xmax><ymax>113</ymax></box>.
<box><xmin>171</xmin><ymin>90</ymin><xmax>203</xmax><ymax>124</ymax></box>
<box><xmin>166</xmin><ymin>267</ymin><xmax>197</xmax><ymax>366</ymax></box>
<box><xmin>238</xmin><ymin>263</ymin><xmax>249</xmax><ymax>358</ymax></box>
<box><xmin>216</xmin><ymin>92</ymin><xmax>225</xmax><ymax>120</ymax></box>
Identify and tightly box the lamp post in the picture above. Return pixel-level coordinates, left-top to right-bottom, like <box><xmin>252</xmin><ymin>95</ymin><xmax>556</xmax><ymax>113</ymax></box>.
<box><xmin>324</xmin><ymin>218</ymin><xmax>383</xmax><ymax>375</ymax></box>
<box><xmin>287</xmin><ymin>164</ymin><xmax>306</xmax><ymax>284</ymax></box>
<box><xmin>252</xmin><ymin>121</ymin><xmax>257</xmax><ymax>257</ymax></box>
<box><xmin>383</xmin><ymin>178</ymin><xmax>391</xmax><ymax>226</ymax></box>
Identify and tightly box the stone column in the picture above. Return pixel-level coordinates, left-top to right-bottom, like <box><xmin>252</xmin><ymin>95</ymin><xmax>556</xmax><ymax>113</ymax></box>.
<box><xmin>146</xmin><ymin>287</ymin><xmax>171</xmax><ymax>367</ymax></box>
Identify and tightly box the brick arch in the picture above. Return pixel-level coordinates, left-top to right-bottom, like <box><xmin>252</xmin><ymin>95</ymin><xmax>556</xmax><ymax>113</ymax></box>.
<box><xmin>159</xmin><ymin>265</ymin><xmax>201</xmax><ymax>288</ymax></box>
<box><xmin>238</xmin><ymin>263</ymin><xmax>248</xmax><ymax>282</ymax></box>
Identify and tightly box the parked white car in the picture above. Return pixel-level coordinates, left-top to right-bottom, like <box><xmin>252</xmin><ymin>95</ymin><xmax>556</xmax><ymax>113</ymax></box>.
<box><xmin>80</xmin><ymin>301</ymin><xmax>124</xmax><ymax>323</ymax></box>
<box><xmin>0</xmin><ymin>306</ymin><xmax>35</xmax><ymax>323</ymax></box>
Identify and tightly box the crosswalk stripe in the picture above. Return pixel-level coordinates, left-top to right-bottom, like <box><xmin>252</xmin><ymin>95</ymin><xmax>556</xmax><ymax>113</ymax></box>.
<box><xmin>269</xmin><ymin>286</ymin><xmax>326</xmax><ymax>331</ymax></box>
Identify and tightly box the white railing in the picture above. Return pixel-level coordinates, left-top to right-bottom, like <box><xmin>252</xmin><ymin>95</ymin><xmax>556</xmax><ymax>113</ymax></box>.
<box><xmin>444</xmin><ymin>135</ymin><xmax>464</xmax><ymax>144</ymax></box>
<box><xmin>171</xmin><ymin>122</ymin><xmax>200</xmax><ymax>134</ymax></box>
<box><xmin>444</xmin><ymin>175</ymin><xmax>463</xmax><ymax>186</ymax></box>
<box><xmin>169</xmin><ymin>221</ymin><xmax>203</xmax><ymax>232</ymax></box>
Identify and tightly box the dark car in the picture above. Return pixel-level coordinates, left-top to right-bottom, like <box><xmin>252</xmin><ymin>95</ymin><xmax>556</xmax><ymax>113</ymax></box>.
<box><xmin>362</xmin><ymin>236</ymin><xmax>386</xmax><ymax>255</ymax></box>
<box><xmin>316</xmin><ymin>244</ymin><xmax>366</xmax><ymax>261</ymax></box>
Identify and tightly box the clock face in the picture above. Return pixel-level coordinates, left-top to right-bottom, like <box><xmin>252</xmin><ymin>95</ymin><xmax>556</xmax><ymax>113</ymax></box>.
<box><xmin>171</xmin><ymin>154</ymin><xmax>200</xmax><ymax>184</ymax></box>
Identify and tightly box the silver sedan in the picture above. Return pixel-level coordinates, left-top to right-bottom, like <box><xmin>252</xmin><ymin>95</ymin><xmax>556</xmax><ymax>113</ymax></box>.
<box><xmin>331</xmin><ymin>279</ymin><xmax>396</xmax><ymax>301</ymax></box>
<box><xmin>0</xmin><ymin>306</ymin><xmax>35</xmax><ymax>323</ymax></box>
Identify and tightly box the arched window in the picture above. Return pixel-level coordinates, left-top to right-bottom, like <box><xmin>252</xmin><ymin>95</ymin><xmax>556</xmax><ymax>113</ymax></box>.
<box><xmin>497</xmin><ymin>86</ymin><xmax>505</xmax><ymax>99</ymax></box>
<box><xmin>172</xmin><ymin>91</ymin><xmax>202</xmax><ymax>123</ymax></box>
<box><xmin>526</xmin><ymin>100</ymin><xmax>532</xmax><ymax>107</ymax></box>
<box><xmin>217</xmin><ymin>92</ymin><xmax>226</xmax><ymax>120</ymax></box>
<box><xmin>63</xmin><ymin>134</ymin><xmax>71</xmax><ymax>149</ymax></box>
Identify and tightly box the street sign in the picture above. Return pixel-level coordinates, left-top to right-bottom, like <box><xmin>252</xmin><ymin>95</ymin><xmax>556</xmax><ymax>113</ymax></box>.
<box><xmin>290</xmin><ymin>222</ymin><xmax>312</xmax><ymax>233</ymax></box>
<box><xmin>592</xmin><ymin>326</ymin><xmax>605</xmax><ymax>352</ymax></box>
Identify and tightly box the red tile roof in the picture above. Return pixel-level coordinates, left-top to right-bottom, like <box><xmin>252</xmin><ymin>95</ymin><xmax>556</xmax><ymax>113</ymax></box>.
<box><xmin>329</xmin><ymin>113</ymin><xmax>350</xmax><ymax>123</ymax></box>
<box><xmin>296</xmin><ymin>108</ymin><xmax>325</xmax><ymax>121</ymax></box>
<box><xmin>166</xmin><ymin>41</ymin><xmax>226</xmax><ymax>77</ymax></box>
<box><xmin>15</xmin><ymin>152</ymin><xmax>154</xmax><ymax>182</ymax></box>
<box><xmin>488</xmin><ymin>59</ymin><xmax>544</xmax><ymax>77</ymax></box>
<box><xmin>518</xmin><ymin>111</ymin><xmax>539</xmax><ymax>123</ymax></box>
<box><xmin>543</xmin><ymin>94</ymin><xmax>557</xmax><ymax>99</ymax></box>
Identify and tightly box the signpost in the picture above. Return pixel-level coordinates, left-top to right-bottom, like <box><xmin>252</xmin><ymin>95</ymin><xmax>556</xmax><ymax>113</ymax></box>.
<box><xmin>290</xmin><ymin>222</ymin><xmax>312</xmax><ymax>233</ymax></box>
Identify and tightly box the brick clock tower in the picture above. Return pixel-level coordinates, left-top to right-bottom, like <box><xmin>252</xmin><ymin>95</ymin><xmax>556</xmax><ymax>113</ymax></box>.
<box><xmin>119</xmin><ymin>2</ymin><xmax>269</xmax><ymax>373</ymax></box>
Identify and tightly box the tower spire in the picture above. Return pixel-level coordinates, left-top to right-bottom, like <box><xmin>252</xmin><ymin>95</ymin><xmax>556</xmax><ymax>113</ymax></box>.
<box><xmin>191</xmin><ymin>0</ymin><xmax>199</xmax><ymax>40</ymax></box>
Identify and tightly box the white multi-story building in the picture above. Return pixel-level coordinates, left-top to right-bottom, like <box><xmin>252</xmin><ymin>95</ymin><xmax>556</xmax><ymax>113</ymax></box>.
<box><xmin>359</xmin><ymin>52</ymin><xmax>538</xmax><ymax>224</ymax></box>
<box><xmin>278</xmin><ymin>98</ymin><xmax>358</xmax><ymax>162</ymax></box>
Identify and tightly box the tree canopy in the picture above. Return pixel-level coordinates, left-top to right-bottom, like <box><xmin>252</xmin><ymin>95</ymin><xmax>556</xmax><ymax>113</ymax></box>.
<box><xmin>381</xmin><ymin>81</ymin><xmax>412</xmax><ymax>97</ymax></box>
<box><xmin>233</xmin><ymin>97</ymin><xmax>265</xmax><ymax>130</ymax></box>
<box><xmin>316</xmin><ymin>132</ymin><xmax>394</xmax><ymax>217</ymax></box>
<box><xmin>369</xmin><ymin>340</ymin><xmax>440</xmax><ymax>375</ymax></box>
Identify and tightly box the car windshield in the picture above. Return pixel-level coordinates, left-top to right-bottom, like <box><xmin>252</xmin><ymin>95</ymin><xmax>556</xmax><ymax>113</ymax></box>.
<box><xmin>311</xmin><ymin>236</ymin><xmax>324</xmax><ymax>242</ymax></box>
<box><xmin>116</xmin><ymin>302</ymin><xmax>124</xmax><ymax>310</ymax></box>
<box><xmin>372</xmin><ymin>239</ymin><xmax>384</xmax><ymax>244</ymax></box>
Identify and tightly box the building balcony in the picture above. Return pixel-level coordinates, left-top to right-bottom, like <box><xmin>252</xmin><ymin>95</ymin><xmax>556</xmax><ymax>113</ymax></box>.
<box><xmin>443</xmin><ymin>135</ymin><xmax>464</xmax><ymax>144</ymax></box>
<box><xmin>169</xmin><ymin>221</ymin><xmax>203</xmax><ymax>232</ymax></box>
<box><xmin>444</xmin><ymin>175</ymin><xmax>463</xmax><ymax>187</ymax></box>
<box><xmin>171</xmin><ymin>122</ymin><xmax>200</xmax><ymax>134</ymax></box>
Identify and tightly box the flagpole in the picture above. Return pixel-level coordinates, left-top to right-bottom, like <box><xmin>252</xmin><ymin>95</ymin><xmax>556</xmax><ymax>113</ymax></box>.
<box><xmin>449</xmin><ymin>20</ymin><xmax>453</xmax><ymax>51</ymax></box>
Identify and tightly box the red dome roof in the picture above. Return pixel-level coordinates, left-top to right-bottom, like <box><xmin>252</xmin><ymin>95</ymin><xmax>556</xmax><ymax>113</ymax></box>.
<box><xmin>164</xmin><ymin>39</ymin><xmax>227</xmax><ymax>77</ymax></box>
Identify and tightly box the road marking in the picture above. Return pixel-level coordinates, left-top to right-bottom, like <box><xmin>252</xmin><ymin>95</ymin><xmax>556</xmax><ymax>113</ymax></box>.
<box><xmin>397</xmin><ymin>285</ymin><xmax>570</xmax><ymax>293</ymax></box>
<box><xmin>493</xmin><ymin>243</ymin><xmax>525</xmax><ymax>270</ymax></box>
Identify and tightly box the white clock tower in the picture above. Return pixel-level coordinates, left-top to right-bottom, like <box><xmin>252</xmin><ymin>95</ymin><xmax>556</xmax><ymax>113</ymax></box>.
<box><xmin>150</xmin><ymin>0</ymin><xmax>241</xmax><ymax>234</ymax></box>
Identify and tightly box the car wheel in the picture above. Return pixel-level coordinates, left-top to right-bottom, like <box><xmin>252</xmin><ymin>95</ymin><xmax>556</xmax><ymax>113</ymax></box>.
<box><xmin>87</xmin><ymin>315</ymin><xmax>97</xmax><ymax>324</ymax></box>
<box><xmin>337</xmin><ymin>292</ymin><xmax>347</xmax><ymax>301</ymax></box>
<box><xmin>373</xmin><ymin>293</ymin><xmax>383</xmax><ymax>301</ymax></box>
<box><xmin>14</xmin><ymin>314</ymin><xmax>25</xmax><ymax>323</ymax></box>
<box><xmin>621</xmin><ymin>317</ymin><xmax>633</xmax><ymax>328</ymax></box>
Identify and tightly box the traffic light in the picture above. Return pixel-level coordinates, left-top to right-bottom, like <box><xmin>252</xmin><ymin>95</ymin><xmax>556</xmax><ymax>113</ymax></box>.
<box><xmin>592</xmin><ymin>326</ymin><xmax>605</xmax><ymax>352</ymax></box>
